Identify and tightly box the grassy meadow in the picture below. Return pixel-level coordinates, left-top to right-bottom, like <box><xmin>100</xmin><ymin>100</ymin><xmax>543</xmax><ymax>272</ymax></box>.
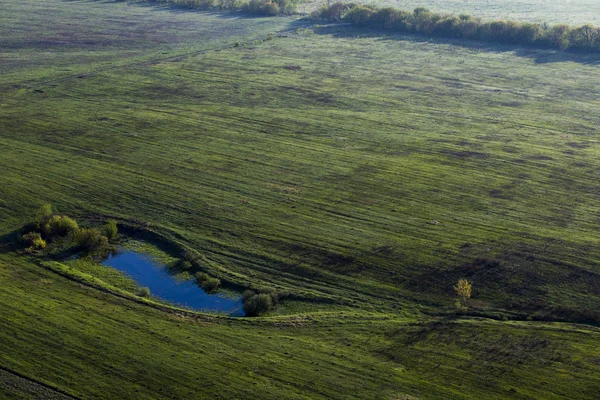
<box><xmin>2</xmin><ymin>0</ymin><xmax>600</xmax><ymax>398</ymax></box>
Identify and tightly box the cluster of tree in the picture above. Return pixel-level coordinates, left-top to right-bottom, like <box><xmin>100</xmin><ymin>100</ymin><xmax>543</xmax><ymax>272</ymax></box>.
<box><xmin>242</xmin><ymin>287</ymin><xmax>282</xmax><ymax>316</ymax></box>
<box><xmin>129</xmin><ymin>0</ymin><xmax>296</xmax><ymax>15</ymax></box>
<box><xmin>21</xmin><ymin>204</ymin><xmax>118</xmax><ymax>254</ymax></box>
<box><xmin>313</xmin><ymin>4</ymin><xmax>600</xmax><ymax>52</ymax></box>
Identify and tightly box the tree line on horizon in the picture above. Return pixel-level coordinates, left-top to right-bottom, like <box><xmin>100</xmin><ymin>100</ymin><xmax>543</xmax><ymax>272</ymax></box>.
<box><xmin>113</xmin><ymin>0</ymin><xmax>599</xmax><ymax>51</ymax></box>
<box><xmin>312</xmin><ymin>3</ymin><xmax>600</xmax><ymax>52</ymax></box>
<box><xmin>134</xmin><ymin>0</ymin><xmax>297</xmax><ymax>15</ymax></box>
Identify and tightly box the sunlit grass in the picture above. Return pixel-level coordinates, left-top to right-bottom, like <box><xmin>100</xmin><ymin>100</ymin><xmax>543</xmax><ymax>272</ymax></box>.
<box><xmin>1</xmin><ymin>0</ymin><xmax>600</xmax><ymax>398</ymax></box>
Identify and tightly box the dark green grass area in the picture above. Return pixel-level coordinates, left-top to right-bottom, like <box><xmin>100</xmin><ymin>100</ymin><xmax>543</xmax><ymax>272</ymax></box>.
<box><xmin>2</xmin><ymin>0</ymin><xmax>600</xmax><ymax>397</ymax></box>
<box><xmin>2</xmin><ymin>253</ymin><xmax>600</xmax><ymax>399</ymax></box>
<box><xmin>3</xmin><ymin>10</ymin><xmax>600</xmax><ymax>319</ymax></box>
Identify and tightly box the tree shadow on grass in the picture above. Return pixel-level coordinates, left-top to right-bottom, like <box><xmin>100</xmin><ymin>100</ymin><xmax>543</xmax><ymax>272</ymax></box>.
<box><xmin>310</xmin><ymin>23</ymin><xmax>600</xmax><ymax>65</ymax></box>
<box><xmin>142</xmin><ymin>4</ymin><xmax>310</xmax><ymax>27</ymax></box>
<box><xmin>0</xmin><ymin>230</ymin><xmax>22</xmax><ymax>254</ymax></box>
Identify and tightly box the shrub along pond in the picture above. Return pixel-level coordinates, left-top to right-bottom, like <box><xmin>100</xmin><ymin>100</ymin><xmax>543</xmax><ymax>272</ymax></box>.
<box><xmin>20</xmin><ymin>205</ymin><xmax>281</xmax><ymax>317</ymax></box>
<box><xmin>103</xmin><ymin>250</ymin><xmax>245</xmax><ymax>316</ymax></box>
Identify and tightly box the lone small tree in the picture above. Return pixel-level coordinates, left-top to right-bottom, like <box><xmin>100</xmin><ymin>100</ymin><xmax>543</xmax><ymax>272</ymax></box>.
<box><xmin>454</xmin><ymin>279</ymin><xmax>472</xmax><ymax>310</ymax></box>
<box><xmin>136</xmin><ymin>287</ymin><xmax>151</xmax><ymax>298</ymax></box>
<box><xmin>103</xmin><ymin>220</ymin><xmax>118</xmax><ymax>240</ymax></box>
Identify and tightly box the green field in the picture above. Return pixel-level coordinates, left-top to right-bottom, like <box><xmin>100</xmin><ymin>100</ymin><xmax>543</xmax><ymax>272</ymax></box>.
<box><xmin>2</xmin><ymin>0</ymin><xmax>600</xmax><ymax>398</ymax></box>
<box><xmin>304</xmin><ymin>0</ymin><xmax>600</xmax><ymax>25</ymax></box>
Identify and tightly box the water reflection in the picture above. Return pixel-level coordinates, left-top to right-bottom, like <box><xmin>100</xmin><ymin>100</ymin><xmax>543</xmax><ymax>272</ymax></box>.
<box><xmin>103</xmin><ymin>251</ymin><xmax>244</xmax><ymax>316</ymax></box>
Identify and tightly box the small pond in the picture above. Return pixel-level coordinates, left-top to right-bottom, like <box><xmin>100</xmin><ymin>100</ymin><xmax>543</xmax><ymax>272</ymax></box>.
<box><xmin>102</xmin><ymin>250</ymin><xmax>244</xmax><ymax>316</ymax></box>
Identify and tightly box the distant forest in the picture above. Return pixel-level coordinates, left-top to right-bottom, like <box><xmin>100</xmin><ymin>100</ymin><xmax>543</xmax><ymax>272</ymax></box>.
<box><xmin>134</xmin><ymin>0</ymin><xmax>298</xmax><ymax>15</ymax></box>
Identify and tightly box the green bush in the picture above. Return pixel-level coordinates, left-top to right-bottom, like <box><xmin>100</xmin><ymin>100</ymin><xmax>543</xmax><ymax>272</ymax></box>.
<box><xmin>243</xmin><ymin>294</ymin><xmax>273</xmax><ymax>317</ymax></box>
<box><xmin>195</xmin><ymin>272</ymin><xmax>221</xmax><ymax>292</ymax></box>
<box><xmin>276</xmin><ymin>0</ymin><xmax>294</xmax><ymax>14</ymax></box>
<box><xmin>195</xmin><ymin>272</ymin><xmax>210</xmax><ymax>283</ymax></box>
<box><xmin>201</xmin><ymin>277</ymin><xmax>221</xmax><ymax>293</ymax></box>
<box><xmin>22</xmin><ymin>232</ymin><xmax>47</xmax><ymax>252</ymax></box>
<box><xmin>241</xmin><ymin>287</ymin><xmax>281</xmax><ymax>316</ymax></box>
<box><xmin>198</xmin><ymin>0</ymin><xmax>216</xmax><ymax>7</ymax></box>
<box><xmin>136</xmin><ymin>287</ymin><xmax>151</xmax><ymax>298</ymax></box>
<box><xmin>182</xmin><ymin>250</ymin><xmax>196</xmax><ymax>263</ymax></box>
<box><xmin>262</xmin><ymin>1</ymin><xmax>279</xmax><ymax>16</ymax></box>
<box><xmin>35</xmin><ymin>204</ymin><xmax>53</xmax><ymax>226</ymax></box>
<box><xmin>103</xmin><ymin>220</ymin><xmax>118</xmax><ymax>240</ymax></box>
<box><xmin>315</xmin><ymin>2</ymin><xmax>353</xmax><ymax>20</ymax></box>
<box><xmin>43</xmin><ymin>215</ymin><xmax>79</xmax><ymax>238</ymax></box>
<box><xmin>257</xmin><ymin>286</ymin><xmax>279</xmax><ymax>304</ymax></box>
<box><xmin>25</xmin><ymin>207</ymin><xmax>114</xmax><ymax>254</ymax></box>
<box><xmin>180</xmin><ymin>260</ymin><xmax>193</xmax><ymax>271</ymax></box>
<box><xmin>343</xmin><ymin>6</ymin><xmax>374</xmax><ymax>26</ymax></box>
<box><xmin>242</xmin><ymin>289</ymin><xmax>256</xmax><ymax>302</ymax></box>
<box><xmin>242</xmin><ymin>0</ymin><xmax>280</xmax><ymax>15</ymax></box>
<box><xmin>242</xmin><ymin>0</ymin><xmax>261</xmax><ymax>13</ymax></box>
<box><xmin>74</xmin><ymin>228</ymin><xmax>109</xmax><ymax>251</ymax></box>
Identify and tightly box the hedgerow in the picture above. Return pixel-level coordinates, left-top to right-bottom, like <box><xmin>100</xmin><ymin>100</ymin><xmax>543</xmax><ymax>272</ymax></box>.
<box><xmin>122</xmin><ymin>0</ymin><xmax>297</xmax><ymax>15</ymax></box>
<box><xmin>312</xmin><ymin>4</ymin><xmax>600</xmax><ymax>53</ymax></box>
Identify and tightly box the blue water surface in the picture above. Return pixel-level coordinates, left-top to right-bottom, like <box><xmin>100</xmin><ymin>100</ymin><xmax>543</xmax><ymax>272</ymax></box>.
<box><xmin>103</xmin><ymin>251</ymin><xmax>244</xmax><ymax>316</ymax></box>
